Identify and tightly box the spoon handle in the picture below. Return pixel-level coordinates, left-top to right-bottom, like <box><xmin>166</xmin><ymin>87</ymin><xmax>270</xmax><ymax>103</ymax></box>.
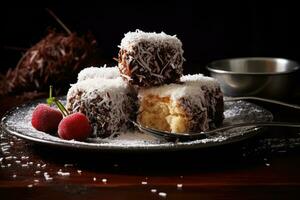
<box><xmin>224</xmin><ymin>96</ymin><xmax>300</xmax><ymax>110</ymax></box>
<box><xmin>202</xmin><ymin>122</ymin><xmax>300</xmax><ymax>134</ymax></box>
<box><xmin>131</xmin><ymin>120</ymin><xmax>300</xmax><ymax>141</ymax></box>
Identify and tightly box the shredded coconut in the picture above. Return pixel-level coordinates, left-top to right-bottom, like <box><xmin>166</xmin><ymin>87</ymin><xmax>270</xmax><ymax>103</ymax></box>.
<box><xmin>120</xmin><ymin>29</ymin><xmax>182</xmax><ymax>51</ymax></box>
<box><xmin>180</xmin><ymin>74</ymin><xmax>220</xmax><ymax>89</ymax></box>
<box><xmin>139</xmin><ymin>74</ymin><xmax>221</xmax><ymax>106</ymax></box>
<box><xmin>77</xmin><ymin>65</ymin><xmax>120</xmax><ymax>82</ymax></box>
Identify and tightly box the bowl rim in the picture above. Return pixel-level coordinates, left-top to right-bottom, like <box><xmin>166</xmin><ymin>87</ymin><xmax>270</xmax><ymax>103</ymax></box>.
<box><xmin>206</xmin><ymin>57</ymin><xmax>300</xmax><ymax>75</ymax></box>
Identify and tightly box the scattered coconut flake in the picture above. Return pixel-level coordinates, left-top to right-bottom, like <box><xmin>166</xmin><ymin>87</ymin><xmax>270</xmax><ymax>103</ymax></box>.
<box><xmin>35</xmin><ymin>171</ymin><xmax>41</xmax><ymax>174</ymax></box>
<box><xmin>27</xmin><ymin>184</ymin><xmax>33</xmax><ymax>188</ymax></box>
<box><xmin>41</xmin><ymin>164</ymin><xmax>46</xmax><ymax>168</ymax></box>
<box><xmin>141</xmin><ymin>181</ymin><xmax>147</xmax><ymax>185</ymax></box>
<box><xmin>158</xmin><ymin>192</ymin><xmax>167</xmax><ymax>197</ymax></box>
<box><xmin>77</xmin><ymin>170</ymin><xmax>82</xmax><ymax>174</ymax></box>
<box><xmin>265</xmin><ymin>163</ymin><xmax>270</xmax><ymax>167</ymax></box>
<box><xmin>64</xmin><ymin>164</ymin><xmax>74</xmax><ymax>167</ymax></box>
<box><xmin>44</xmin><ymin>172</ymin><xmax>53</xmax><ymax>181</ymax></box>
<box><xmin>15</xmin><ymin>160</ymin><xmax>21</xmax><ymax>164</ymax></box>
<box><xmin>177</xmin><ymin>184</ymin><xmax>183</xmax><ymax>188</ymax></box>
<box><xmin>21</xmin><ymin>156</ymin><xmax>29</xmax><ymax>160</ymax></box>
<box><xmin>102</xmin><ymin>178</ymin><xmax>107</xmax><ymax>183</ymax></box>
<box><xmin>34</xmin><ymin>179</ymin><xmax>39</xmax><ymax>183</ymax></box>
<box><xmin>5</xmin><ymin>156</ymin><xmax>12</xmax><ymax>160</ymax></box>
<box><xmin>151</xmin><ymin>189</ymin><xmax>157</xmax><ymax>193</ymax></box>
<box><xmin>93</xmin><ymin>177</ymin><xmax>97</xmax><ymax>181</ymax></box>
<box><xmin>57</xmin><ymin>171</ymin><xmax>70</xmax><ymax>176</ymax></box>
<box><xmin>12</xmin><ymin>174</ymin><xmax>17</xmax><ymax>178</ymax></box>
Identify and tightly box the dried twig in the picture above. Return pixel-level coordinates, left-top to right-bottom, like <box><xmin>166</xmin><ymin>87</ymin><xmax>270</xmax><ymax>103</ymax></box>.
<box><xmin>46</xmin><ymin>8</ymin><xmax>72</xmax><ymax>35</ymax></box>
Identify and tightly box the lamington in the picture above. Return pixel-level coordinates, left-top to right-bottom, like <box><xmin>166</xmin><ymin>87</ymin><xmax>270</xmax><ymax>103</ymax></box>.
<box><xmin>66</xmin><ymin>77</ymin><xmax>136</xmax><ymax>137</ymax></box>
<box><xmin>137</xmin><ymin>74</ymin><xmax>224</xmax><ymax>133</ymax></box>
<box><xmin>118</xmin><ymin>30</ymin><xmax>184</xmax><ymax>87</ymax></box>
<box><xmin>77</xmin><ymin>65</ymin><xmax>120</xmax><ymax>82</ymax></box>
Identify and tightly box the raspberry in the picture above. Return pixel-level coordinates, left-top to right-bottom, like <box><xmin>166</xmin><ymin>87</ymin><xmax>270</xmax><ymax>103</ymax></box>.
<box><xmin>58</xmin><ymin>112</ymin><xmax>92</xmax><ymax>141</ymax></box>
<box><xmin>31</xmin><ymin>104</ymin><xmax>63</xmax><ymax>133</ymax></box>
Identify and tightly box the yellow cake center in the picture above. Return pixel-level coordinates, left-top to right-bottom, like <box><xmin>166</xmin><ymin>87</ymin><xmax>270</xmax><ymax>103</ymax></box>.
<box><xmin>138</xmin><ymin>95</ymin><xmax>189</xmax><ymax>133</ymax></box>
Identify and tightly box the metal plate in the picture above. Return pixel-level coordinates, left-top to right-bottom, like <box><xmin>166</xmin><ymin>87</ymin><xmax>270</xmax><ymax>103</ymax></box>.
<box><xmin>1</xmin><ymin>98</ymin><xmax>273</xmax><ymax>152</ymax></box>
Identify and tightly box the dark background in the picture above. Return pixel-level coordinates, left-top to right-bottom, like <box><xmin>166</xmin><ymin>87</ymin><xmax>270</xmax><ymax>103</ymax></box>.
<box><xmin>1</xmin><ymin>2</ymin><xmax>300</xmax><ymax>75</ymax></box>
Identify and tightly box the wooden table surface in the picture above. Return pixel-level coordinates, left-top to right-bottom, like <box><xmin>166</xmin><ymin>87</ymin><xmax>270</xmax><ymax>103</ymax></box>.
<box><xmin>1</xmin><ymin>97</ymin><xmax>300</xmax><ymax>200</ymax></box>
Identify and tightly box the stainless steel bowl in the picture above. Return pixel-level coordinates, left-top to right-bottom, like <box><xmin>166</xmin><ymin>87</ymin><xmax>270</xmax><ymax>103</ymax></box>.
<box><xmin>207</xmin><ymin>57</ymin><xmax>300</xmax><ymax>99</ymax></box>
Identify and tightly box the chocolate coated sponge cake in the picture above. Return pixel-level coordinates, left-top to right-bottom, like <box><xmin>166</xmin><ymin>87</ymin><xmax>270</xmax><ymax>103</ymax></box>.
<box><xmin>118</xmin><ymin>30</ymin><xmax>184</xmax><ymax>87</ymax></box>
<box><xmin>66</xmin><ymin>77</ymin><xmax>136</xmax><ymax>137</ymax></box>
<box><xmin>137</xmin><ymin>74</ymin><xmax>224</xmax><ymax>133</ymax></box>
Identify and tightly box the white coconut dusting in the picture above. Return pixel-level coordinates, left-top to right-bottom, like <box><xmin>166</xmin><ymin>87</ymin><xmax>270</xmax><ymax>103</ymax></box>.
<box><xmin>180</xmin><ymin>74</ymin><xmax>220</xmax><ymax>89</ymax></box>
<box><xmin>139</xmin><ymin>74</ymin><xmax>221</xmax><ymax>108</ymax></box>
<box><xmin>120</xmin><ymin>29</ymin><xmax>182</xmax><ymax>51</ymax></box>
<box><xmin>77</xmin><ymin>65</ymin><xmax>120</xmax><ymax>82</ymax></box>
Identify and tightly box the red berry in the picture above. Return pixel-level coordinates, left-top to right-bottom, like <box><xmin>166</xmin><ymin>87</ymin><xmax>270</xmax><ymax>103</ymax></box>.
<box><xmin>31</xmin><ymin>104</ymin><xmax>63</xmax><ymax>133</ymax></box>
<box><xmin>58</xmin><ymin>113</ymin><xmax>92</xmax><ymax>141</ymax></box>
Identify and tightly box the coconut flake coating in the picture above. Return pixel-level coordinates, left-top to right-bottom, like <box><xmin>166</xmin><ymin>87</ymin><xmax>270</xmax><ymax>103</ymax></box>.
<box><xmin>118</xmin><ymin>30</ymin><xmax>184</xmax><ymax>87</ymax></box>
<box><xmin>66</xmin><ymin>77</ymin><xmax>136</xmax><ymax>137</ymax></box>
<box><xmin>77</xmin><ymin>65</ymin><xmax>120</xmax><ymax>82</ymax></box>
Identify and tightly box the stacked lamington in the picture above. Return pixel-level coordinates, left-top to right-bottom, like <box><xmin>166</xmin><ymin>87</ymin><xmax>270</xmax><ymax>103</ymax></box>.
<box><xmin>66</xmin><ymin>30</ymin><xmax>224</xmax><ymax>138</ymax></box>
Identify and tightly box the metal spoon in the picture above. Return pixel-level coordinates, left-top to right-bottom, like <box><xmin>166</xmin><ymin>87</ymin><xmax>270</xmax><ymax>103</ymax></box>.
<box><xmin>224</xmin><ymin>96</ymin><xmax>300</xmax><ymax>110</ymax></box>
<box><xmin>132</xmin><ymin>120</ymin><xmax>300</xmax><ymax>141</ymax></box>
<box><xmin>131</xmin><ymin>97</ymin><xmax>300</xmax><ymax>141</ymax></box>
